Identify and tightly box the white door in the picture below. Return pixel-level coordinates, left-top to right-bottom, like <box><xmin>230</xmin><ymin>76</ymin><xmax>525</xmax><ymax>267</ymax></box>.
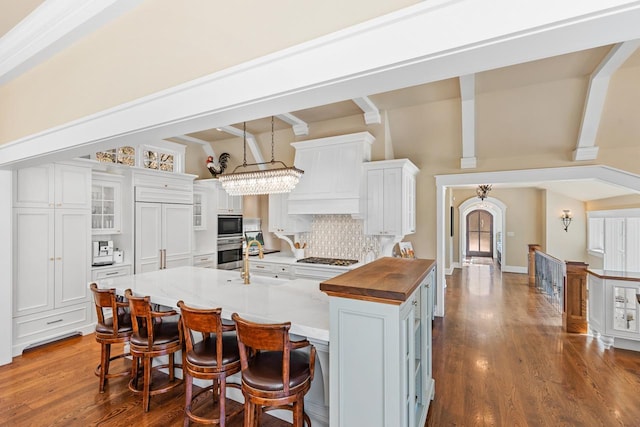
<box><xmin>604</xmin><ymin>218</ymin><xmax>626</xmax><ymax>271</ymax></box>
<box><xmin>163</xmin><ymin>203</ymin><xmax>193</xmax><ymax>268</ymax></box>
<box><xmin>135</xmin><ymin>202</ymin><xmax>162</xmax><ymax>273</ymax></box>
<box><xmin>54</xmin><ymin>209</ymin><xmax>91</xmax><ymax>308</ymax></box>
<box><xmin>13</xmin><ymin>208</ymin><xmax>55</xmax><ymax>316</ymax></box>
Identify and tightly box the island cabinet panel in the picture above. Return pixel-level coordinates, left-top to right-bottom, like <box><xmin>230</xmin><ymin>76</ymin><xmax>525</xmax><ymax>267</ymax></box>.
<box><xmin>321</xmin><ymin>257</ymin><xmax>435</xmax><ymax>427</ymax></box>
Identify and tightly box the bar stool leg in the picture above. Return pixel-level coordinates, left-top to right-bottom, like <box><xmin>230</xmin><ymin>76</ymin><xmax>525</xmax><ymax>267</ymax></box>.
<box><xmin>184</xmin><ymin>373</ymin><xmax>193</xmax><ymax>427</ymax></box>
<box><xmin>99</xmin><ymin>343</ymin><xmax>109</xmax><ymax>392</ymax></box>
<box><xmin>143</xmin><ymin>355</ymin><xmax>152</xmax><ymax>412</ymax></box>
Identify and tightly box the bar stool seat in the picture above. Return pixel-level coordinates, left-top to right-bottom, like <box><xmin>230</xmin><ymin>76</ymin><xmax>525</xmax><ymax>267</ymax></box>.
<box><xmin>179</xmin><ymin>301</ymin><xmax>243</xmax><ymax>426</ymax></box>
<box><xmin>232</xmin><ymin>313</ymin><xmax>316</xmax><ymax>427</ymax></box>
<box><xmin>125</xmin><ymin>289</ymin><xmax>183</xmax><ymax>412</ymax></box>
<box><xmin>90</xmin><ymin>283</ymin><xmax>132</xmax><ymax>393</ymax></box>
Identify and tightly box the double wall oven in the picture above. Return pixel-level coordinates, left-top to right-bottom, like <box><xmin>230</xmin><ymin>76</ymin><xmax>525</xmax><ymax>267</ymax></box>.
<box><xmin>217</xmin><ymin>215</ymin><xmax>243</xmax><ymax>270</ymax></box>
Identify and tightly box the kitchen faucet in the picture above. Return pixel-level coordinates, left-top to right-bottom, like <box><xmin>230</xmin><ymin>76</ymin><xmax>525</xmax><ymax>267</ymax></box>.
<box><xmin>242</xmin><ymin>239</ymin><xmax>264</xmax><ymax>284</ymax></box>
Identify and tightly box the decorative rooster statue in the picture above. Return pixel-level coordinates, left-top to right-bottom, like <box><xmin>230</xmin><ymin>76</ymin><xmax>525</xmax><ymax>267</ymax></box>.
<box><xmin>206</xmin><ymin>153</ymin><xmax>230</xmax><ymax>177</ymax></box>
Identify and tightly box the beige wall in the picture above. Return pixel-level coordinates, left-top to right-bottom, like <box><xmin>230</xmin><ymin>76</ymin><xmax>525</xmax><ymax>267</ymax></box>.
<box><xmin>586</xmin><ymin>194</ymin><xmax>640</xmax><ymax>211</ymax></box>
<box><xmin>0</xmin><ymin>0</ymin><xmax>416</xmax><ymax>145</ymax></box>
<box><xmin>449</xmin><ymin>188</ymin><xmax>542</xmax><ymax>269</ymax></box>
<box><xmin>544</xmin><ymin>190</ymin><xmax>587</xmax><ymax>262</ymax></box>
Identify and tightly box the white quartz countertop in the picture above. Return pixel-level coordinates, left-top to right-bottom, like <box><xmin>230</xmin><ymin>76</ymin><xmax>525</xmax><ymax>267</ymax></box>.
<box><xmin>95</xmin><ymin>266</ymin><xmax>329</xmax><ymax>342</ymax></box>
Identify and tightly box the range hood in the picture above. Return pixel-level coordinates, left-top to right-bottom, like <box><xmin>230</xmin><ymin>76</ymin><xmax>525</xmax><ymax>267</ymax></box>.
<box><xmin>288</xmin><ymin>132</ymin><xmax>374</xmax><ymax>217</ymax></box>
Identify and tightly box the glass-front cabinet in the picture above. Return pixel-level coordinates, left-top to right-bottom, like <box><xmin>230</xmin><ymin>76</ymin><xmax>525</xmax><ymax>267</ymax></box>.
<box><xmin>613</xmin><ymin>286</ymin><xmax>638</xmax><ymax>332</ymax></box>
<box><xmin>91</xmin><ymin>174</ymin><xmax>122</xmax><ymax>234</ymax></box>
<box><xmin>193</xmin><ymin>191</ymin><xmax>206</xmax><ymax>230</ymax></box>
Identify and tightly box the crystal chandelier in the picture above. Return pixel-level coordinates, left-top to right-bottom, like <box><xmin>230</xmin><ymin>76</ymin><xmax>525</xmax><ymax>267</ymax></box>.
<box><xmin>219</xmin><ymin>117</ymin><xmax>304</xmax><ymax>196</ymax></box>
<box><xmin>476</xmin><ymin>184</ymin><xmax>492</xmax><ymax>201</ymax></box>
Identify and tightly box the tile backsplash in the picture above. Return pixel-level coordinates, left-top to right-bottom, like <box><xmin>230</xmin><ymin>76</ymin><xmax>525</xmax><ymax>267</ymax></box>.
<box><xmin>299</xmin><ymin>215</ymin><xmax>380</xmax><ymax>262</ymax></box>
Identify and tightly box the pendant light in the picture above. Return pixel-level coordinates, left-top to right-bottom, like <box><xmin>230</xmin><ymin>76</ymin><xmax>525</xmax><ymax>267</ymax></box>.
<box><xmin>219</xmin><ymin>117</ymin><xmax>304</xmax><ymax>196</ymax></box>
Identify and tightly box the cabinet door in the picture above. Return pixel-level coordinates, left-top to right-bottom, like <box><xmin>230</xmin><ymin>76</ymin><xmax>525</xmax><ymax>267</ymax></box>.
<box><xmin>54</xmin><ymin>209</ymin><xmax>91</xmax><ymax>308</ymax></box>
<box><xmin>163</xmin><ymin>203</ymin><xmax>193</xmax><ymax>268</ymax></box>
<box><xmin>230</xmin><ymin>194</ymin><xmax>243</xmax><ymax>213</ymax></box>
<box><xmin>404</xmin><ymin>172</ymin><xmax>416</xmax><ymax>235</ymax></box>
<box><xmin>383</xmin><ymin>168</ymin><xmax>402</xmax><ymax>235</ymax></box>
<box><xmin>626</xmin><ymin>218</ymin><xmax>640</xmax><ymax>272</ymax></box>
<box><xmin>54</xmin><ymin>164</ymin><xmax>91</xmax><ymax>209</ymax></box>
<box><xmin>135</xmin><ymin>202</ymin><xmax>162</xmax><ymax>273</ymax></box>
<box><xmin>366</xmin><ymin>169</ymin><xmax>385</xmax><ymax>234</ymax></box>
<box><xmin>13</xmin><ymin>209</ymin><xmax>55</xmax><ymax>316</ymax></box>
<box><xmin>193</xmin><ymin>192</ymin><xmax>206</xmax><ymax>230</ymax></box>
<box><xmin>604</xmin><ymin>218</ymin><xmax>625</xmax><ymax>270</ymax></box>
<box><xmin>400</xmin><ymin>297</ymin><xmax>416</xmax><ymax>427</ymax></box>
<box><xmin>13</xmin><ymin>165</ymin><xmax>55</xmax><ymax>208</ymax></box>
<box><xmin>91</xmin><ymin>179</ymin><xmax>122</xmax><ymax>234</ymax></box>
<box><xmin>269</xmin><ymin>193</ymin><xmax>310</xmax><ymax>234</ymax></box>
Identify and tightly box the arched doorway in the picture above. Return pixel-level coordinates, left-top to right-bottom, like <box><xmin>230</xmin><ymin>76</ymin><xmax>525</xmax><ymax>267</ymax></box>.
<box><xmin>466</xmin><ymin>210</ymin><xmax>493</xmax><ymax>257</ymax></box>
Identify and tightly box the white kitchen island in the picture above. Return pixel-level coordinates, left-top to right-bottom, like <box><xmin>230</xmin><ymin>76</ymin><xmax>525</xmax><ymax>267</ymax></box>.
<box><xmin>95</xmin><ymin>265</ymin><xmax>331</xmax><ymax>425</ymax></box>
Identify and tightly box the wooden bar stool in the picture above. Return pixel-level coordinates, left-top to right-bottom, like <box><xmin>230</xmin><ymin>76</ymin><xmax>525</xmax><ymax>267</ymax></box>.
<box><xmin>231</xmin><ymin>313</ymin><xmax>316</xmax><ymax>427</ymax></box>
<box><xmin>125</xmin><ymin>289</ymin><xmax>183</xmax><ymax>412</ymax></box>
<box><xmin>178</xmin><ymin>301</ymin><xmax>243</xmax><ymax>426</ymax></box>
<box><xmin>90</xmin><ymin>283</ymin><xmax>133</xmax><ymax>393</ymax></box>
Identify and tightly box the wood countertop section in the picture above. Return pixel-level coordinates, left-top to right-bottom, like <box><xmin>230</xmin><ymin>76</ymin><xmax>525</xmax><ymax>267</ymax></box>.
<box><xmin>320</xmin><ymin>257</ymin><xmax>436</xmax><ymax>304</ymax></box>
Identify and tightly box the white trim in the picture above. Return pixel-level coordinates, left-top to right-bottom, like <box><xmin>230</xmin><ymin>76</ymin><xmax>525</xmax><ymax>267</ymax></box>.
<box><xmin>435</xmin><ymin>165</ymin><xmax>640</xmax><ymax>319</ymax></box>
<box><xmin>459</xmin><ymin>74</ymin><xmax>476</xmax><ymax>169</ymax></box>
<box><xmin>445</xmin><ymin>264</ymin><xmax>457</xmax><ymax>275</ymax></box>
<box><xmin>172</xmin><ymin>135</ymin><xmax>215</xmax><ymax>158</ymax></box>
<box><xmin>458</xmin><ymin>197</ymin><xmax>507</xmax><ymax>267</ymax></box>
<box><xmin>0</xmin><ymin>0</ymin><xmax>143</xmax><ymax>85</ymax></box>
<box><xmin>218</xmin><ymin>126</ymin><xmax>266</xmax><ymax>170</ymax></box>
<box><xmin>276</xmin><ymin>113</ymin><xmax>309</xmax><ymax>136</ymax></box>
<box><xmin>574</xmin><ymin>40</ymin><xmax>640</xmax><ymax>161</ymax></box>
<box><xmin>0</xmin><ymin>171</ymin><xmax>11</xmax><ymax>365</ymax></box>
<box><xmin>501</xmin><ymin>265</ymin><xmax>528</xmax><ymax>274</ymax></box>
<box><xmin>3</xmin><ymin>1</ymin><xmax>640</xmax><ymax>167</ymax></box>
<box><xmin>352</xmin><ymin>97</ymin><xmax>381</xmax><ymax>125</ymax></box>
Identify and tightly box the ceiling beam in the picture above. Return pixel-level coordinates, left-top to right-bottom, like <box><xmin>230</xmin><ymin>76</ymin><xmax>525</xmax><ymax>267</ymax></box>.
<box><xmin>276</xmin><ymin>113</ymin><xmax>309</xmax><ymax>136</ymax></box>
<box><xmin>574</xmin><ymin>39</ymin><xmax>640</xmax><ymax>161</ymax></box>
<box><xmin>459</xmin><ymin>74</ymin><xmax>477</xmax><ymax>169</ymax></box>
<box><xmin>218</xmin><ymin>125</ymin><xmax>267</xmax><ymax>170</ymax></box>
<box><xmin>0</xmin><ymin>0</ymin><xmax>143</xmax><ymax>86</ymax></box>
<box><xmin>171</xmin><ymin>135</ymin><xmax>215</xmax><ymax>157</ymax></box>
<box><xmin>352</xmin><ymin>97</ymin><xmax>381</xmax><ymax>124</ymax></box>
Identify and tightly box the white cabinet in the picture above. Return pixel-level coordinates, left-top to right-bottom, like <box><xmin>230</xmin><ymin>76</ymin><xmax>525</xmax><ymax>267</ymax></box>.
<box><xmin>588</xmin><ymin>210</ymin><xmax>640</xmax><ymax>272</ymax></box>
<box><xmin>91</xmin><ymin>264</ymin><xmax>132</xmax><ymax>281</ymax></box>
<box><xmin>212</xmin><ymin>180</ymin><xmax>242</xmax><ymax>214</ymax></box>
<box><xmin>268</xmin><ymin>193</ymin><xmax>311</xmax><ymax>234</ymax></box>
<box><xmin>588</xmin><ymin>272</ymin><xmax>640</xmax><ymax>350</ymax></box>
<box><xmin>193</xmin><ymin>191</ymin><xmax>206</xmax><ymax>230</ymax></box>
<box><xmin>293</xmin><ymin>264</ymin><xmax>349</xmax><ymax>281</ymax></box>
<box><xmin>250</xmin><ymin>259</ymin><xmax>293</xmax><ymax>279</ymax></box>
<box><xmin>193</xmin><ymin>252</ymin><xmax>216</xmax><ymax>268</ymax></box>
<box><xmin>12</xmin><ymin>162</ymin><xmax>92</xmax><ymax>356</ymax></box>
<box><xmin>91</xmin><ymin>173</ymin><xmax>123</xmax><ymax>234</ymax></box>
<box><xmin>364</xmin><ymin>159</ymin><xmax>418</xmax><ymax>236</ymax></box>
<box><xmin>135</xmin><ymin>202</ymin><xmax>193</xmax><ymax>273</ymax></box>
<box><xmin>14</xmin><ymin>163</ymin><xmax>91</xmax><ymax>209</ymax></box>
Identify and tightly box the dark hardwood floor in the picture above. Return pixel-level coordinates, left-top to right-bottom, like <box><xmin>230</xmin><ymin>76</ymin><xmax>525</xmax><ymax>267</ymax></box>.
<box><xmin>427</xmin><ymin>260</ymin><xmax>640</xmax><ymax>426</ymax></box>
<box><xmin>3</xmin><ymin>260</ymin><xmax>640</xmax><ymax>426</ymax></box>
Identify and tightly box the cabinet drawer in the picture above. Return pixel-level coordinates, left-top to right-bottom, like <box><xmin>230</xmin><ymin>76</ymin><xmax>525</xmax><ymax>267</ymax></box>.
<box><xmin>92</xmin><ymin>265</ymin><xmax>132</xmax><ymax>280</ymax></box>
<box><xmin>250</xmin><ymin>263</ymin><xmax>275</xmax><ymax>274</ymax></box>
<box><xmin>13</xmin><ymin>304</ymin><xmax>90</xmax><ymax>344</ymax></box>
<box><xmin>194</xmin><ymin>253</ymin><xmax>216</xmax><ymax>268</ymax></box>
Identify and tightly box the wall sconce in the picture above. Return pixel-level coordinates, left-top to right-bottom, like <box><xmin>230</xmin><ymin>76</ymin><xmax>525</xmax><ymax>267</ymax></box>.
<box><xmin>561</xmin><ymin>209</ymin><xmax>572</xmax><ymax>232</ymax></box>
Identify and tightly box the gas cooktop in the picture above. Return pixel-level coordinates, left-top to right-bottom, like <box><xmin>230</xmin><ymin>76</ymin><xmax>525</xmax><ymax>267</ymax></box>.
<box><xmin>297</xmin><ymin>257</ymin><xmax>358</xmax><ymax>266</ymax></box>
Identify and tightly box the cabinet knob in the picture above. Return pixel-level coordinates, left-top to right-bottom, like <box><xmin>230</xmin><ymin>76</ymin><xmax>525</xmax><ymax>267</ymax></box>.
<box><xmin>412</xmin><ymin>300</ymin><xmax>418</xmax><ymax>306</ymax></box>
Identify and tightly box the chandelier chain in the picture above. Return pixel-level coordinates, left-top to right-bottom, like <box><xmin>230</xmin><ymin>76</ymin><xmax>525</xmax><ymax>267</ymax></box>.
<box><xmin>271</xmin><ymin>116</ymin><xmax>275</xmax><ymax>163</ymax></box>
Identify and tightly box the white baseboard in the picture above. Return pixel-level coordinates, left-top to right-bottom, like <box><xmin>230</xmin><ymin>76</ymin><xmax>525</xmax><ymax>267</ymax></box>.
<box><xmin>501</xmin><ymin>265</ymin><xmax>527</xmax><ymax>274</ymax></box>
<box><xmin>445</xmin><ymin>264</ymin><xmax>456</xmax><ymax>275</ymax></box>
